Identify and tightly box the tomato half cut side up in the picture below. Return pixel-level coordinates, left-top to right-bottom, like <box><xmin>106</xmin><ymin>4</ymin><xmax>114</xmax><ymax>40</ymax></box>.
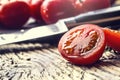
<box><xmin>58</xmin><ymin>24</ymin><xmax>106</xmax><ymax>65</ymax></box>
<box><xmin>103</xmin><ymin>28</ymin><xmax>120</xmax><ymax>52</ymax></box>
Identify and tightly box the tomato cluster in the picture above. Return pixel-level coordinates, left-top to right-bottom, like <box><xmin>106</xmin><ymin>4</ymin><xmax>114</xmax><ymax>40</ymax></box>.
<box><xmin>31</xmin><ymin>0</ymin><xmax>111</xmax><ymax>24</ymax></box>
<box><xmin>58</xmin><ymin>24</ymin><xmax>120</xmax><ymax>65</ymax></box>
<box><xmin>0</xmin><ymin>0</ymin><xmax>113</xmax><ymax>28</ymax></box>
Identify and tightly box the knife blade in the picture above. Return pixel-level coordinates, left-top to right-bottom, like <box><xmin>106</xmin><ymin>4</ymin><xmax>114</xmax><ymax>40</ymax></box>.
<box><xmin>0</xmin><ymin>6</ymin><xmax>120</xmax><ymax>45</ymax></box>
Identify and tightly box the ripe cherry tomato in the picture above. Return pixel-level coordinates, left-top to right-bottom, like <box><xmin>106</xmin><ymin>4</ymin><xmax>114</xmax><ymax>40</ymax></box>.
<box><xmin>103</xmin><ymin>28</ymin><xmax>120</xmax><ymax>52</ymax></box>
<box><xmin>41</xmin><ymin>0</ymin><xmax>76</xmax><ymax>24</ymax></box>
<box><xmin>29</xmin><ymin>0</ymin><xmax>45</xmax><ymax>23</ymax></box>
<box><xmin>0</xmin><ymin>0</ymin><xmax>30</xmax><ymax>28</ymax></box>
<box><xmin>58</xmin><ymin>24</ymin><xmax>106</xmax><ymax>65</ymax></box>
<box><xmin>74</xmin><ymin>0</ymin><xmax>111</xmax><ymax>14</ymax></box>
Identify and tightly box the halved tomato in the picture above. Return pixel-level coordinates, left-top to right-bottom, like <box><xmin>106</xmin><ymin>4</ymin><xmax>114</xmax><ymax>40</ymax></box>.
<box><xmin>58</xmin><ymin>24</ymin><xmax>106</xmax><ymax>65</ymax></box>
<box><xmin>103</xmin><ymin>28</ymin><xmax>120</xmax><ymax>52</ymax></box>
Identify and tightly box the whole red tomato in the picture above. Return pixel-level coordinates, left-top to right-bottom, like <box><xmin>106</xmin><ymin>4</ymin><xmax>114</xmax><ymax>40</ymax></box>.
<box><xmin>0</xmin><ymin>0</ymin><xmax>30</xmax><ymax>28</ymax></box>
<box><xmin>74</xmin><ymin>0</ymin><xmax>111</xmax><ymax>14</ymax></box>
<box><xmin>29</xmin><ymin>0</ymin><xmax>45</xmax><ymax>23</ymax></box>
<box><xmin>58</xmin><ymin>24</ymin><xmax>106</xmax><ymax>65</ymax></box>
<box><xmin>103</xmin><ymin>28</ymin><xmax>120</xmax><ymax>52</ymax></box>
<box><xmin>41</xmin><ymin>0</ymin><xmax>76</xmax><ymax>24</ymax></box>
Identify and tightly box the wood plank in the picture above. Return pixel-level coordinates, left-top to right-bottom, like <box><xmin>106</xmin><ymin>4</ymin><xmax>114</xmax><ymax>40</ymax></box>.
<box><xmin>0</xmin><ymin>42</ymin><xmax>120</xmax><ymax>80</ymax></box>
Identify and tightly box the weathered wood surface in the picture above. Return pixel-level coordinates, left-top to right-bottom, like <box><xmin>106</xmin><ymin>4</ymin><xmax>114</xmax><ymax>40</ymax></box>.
<box><xmin>0</xmin><ymin>1</ymin><xmax>120</xmax><ymax>80</ymax></box>
<box><xmin>0</xmin><ymin>43</ymin><xmax>120</xmax><ymax>80</ymax></box>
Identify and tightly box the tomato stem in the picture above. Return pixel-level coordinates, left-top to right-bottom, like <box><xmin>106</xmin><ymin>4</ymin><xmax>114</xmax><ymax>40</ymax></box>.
<box><xmin>79</xmin><ymin>0</ymin><xmax>83</xmax><ymax>3</ymax></box>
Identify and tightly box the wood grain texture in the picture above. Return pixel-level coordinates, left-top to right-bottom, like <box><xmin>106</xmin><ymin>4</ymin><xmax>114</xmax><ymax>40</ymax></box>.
<box><xmin>0</xmin><ymin>43</ymin><xmax>120</xmax><ymax>80</ymax></box>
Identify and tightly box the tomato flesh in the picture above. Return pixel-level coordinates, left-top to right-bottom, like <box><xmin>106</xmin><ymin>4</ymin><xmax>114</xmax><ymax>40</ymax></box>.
<box><xmin>58</xmin><ymin>24</ymin><xmax>106</xmax><ymax>65</ymax></box>
<box><xmin>63</xmin><ymin>29</ymin><xmax>98</xmax><ymax>55</ymax></box>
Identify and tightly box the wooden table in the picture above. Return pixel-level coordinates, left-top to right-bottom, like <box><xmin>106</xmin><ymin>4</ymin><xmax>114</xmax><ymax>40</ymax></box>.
<box><xmin>0</xmin><ymin>1</ymin><xmax>120</xmax><ymax>80</ymax></box>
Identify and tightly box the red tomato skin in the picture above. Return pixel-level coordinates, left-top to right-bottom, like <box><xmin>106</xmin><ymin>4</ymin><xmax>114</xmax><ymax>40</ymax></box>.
<box><xmin>74</xmin><ymin>0</ymin><xmax>111</xmax><ymax>14</ymax></box>
<box><xmin>103</xmin><ymin>28</ymin><xmax>120</xmax><ymax>52</ymax></box>
<box><xmin>72</xmin><ymin>0</ymin><xmax>84</xmax><ymax>15</ymax></box>
<box><xmin>82</xmin><ymin>0</ymin><xmax>111</xmax><ymax>13</ymax></box>
<box><xmin>29</xmin><ymin>0</ymin><xmax>45</xmax><ymax>23</ymax></box>
<box><xmin>58</xmin><ymin>24</ymin><xmax>106</xmax><ymax>65</ymax></box>
<box><xmin>41</xmin><ymin>0</ymin><xmax>76</xmax><ymax>24</ymax></box>
<box><xmin>0</xmin><ymin>1</ymin><xmax>30</xmax><ymax>28</ymax></box>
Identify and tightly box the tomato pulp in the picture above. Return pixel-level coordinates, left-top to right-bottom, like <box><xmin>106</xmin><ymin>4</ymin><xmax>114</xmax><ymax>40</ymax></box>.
<box><xmin>58</xmin><ymin>24</ymin><xmax>106</xmax><ymax>65</ymax></box>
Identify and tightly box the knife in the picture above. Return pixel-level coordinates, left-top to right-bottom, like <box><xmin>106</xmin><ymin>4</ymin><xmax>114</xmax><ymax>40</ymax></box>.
<box><xmin>0</xmin><ymin>6</ymin><xmax>120</xmax><ymax>45</ymax></box>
